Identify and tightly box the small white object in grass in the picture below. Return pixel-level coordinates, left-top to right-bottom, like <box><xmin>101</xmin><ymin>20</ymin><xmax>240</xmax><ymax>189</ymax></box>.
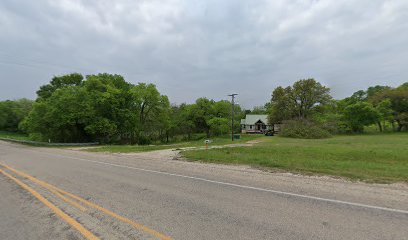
<box><xmin>204</xmin><ymin>139</ymin><xmax>212</xmax><ymax>144</ymax></box>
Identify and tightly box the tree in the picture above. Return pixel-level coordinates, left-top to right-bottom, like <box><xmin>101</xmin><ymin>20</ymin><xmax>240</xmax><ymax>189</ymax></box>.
<box><xmin>83</xmin><ymin>73</ymin><xmax>133</xmax><ymax>143</ymax></box>
<box><xmin>349</xmin><ymin>90</ymin><xmax>367</xmax><ymax>102</ymax></box>
<box><xmin>189</xmin><ymin>98</ymin><xmax>215</xmax><ymax>137</ymax></box>
<box><xmin>24</xmin><ymin>73</ymin><xmax>172</xmax><ymax>144</ymax></box>
<box><xmin>291</xmin><ymin>79</ymin><xmax>332</xmax><ymax>118</ymax></box>
<box><xmin>343</xmin><ymin>102</ymin><xmax>380</xmax><ymax>133</ymax></box>
<box><xmin>369</xmin><ymin>84</ymin><xmax>408</xmax><ymax>131</ymax></box>
<box><xmin>367</xmin><ymin>85</ymin><xmax>391</xmax><ymax>99</ymax></box>
<box><xmin>268</xmin><ymin>86</ymin><xmax>294</xmax><ymax>124</ymax></box>
<box><xmin>168</xmin><ymin>103</ymin><xmax>195</xmax><ymax>140</ymax></box>
<box><xmin>131</xmin><ymin>83</ymin><xmax>171</xmax><ymax>143</ymax></box>
<box><xmin>374</xmin><ymin>99</ymin><xmax>393</xmax><ymax>132</ymax></box>
<box><xmin>0</xmin><ymin>99</ymin><xmax>33</xmax><ymax>132</ymax></box>
<box><xmin>249</xmin><ymin>106</ymin><xmax>268</xmax><ymax>114</ymax></box>
<box><xmin>22</xmin><ymin>87</ymin><xmax>94</xmax><ymax>142</ymax></box>
<box><xmin>386</xmin><ymin>88</ymin><xmax>408</xmax><ymax>131</ymax></box>
<box><xmin>212</xmin><ymin>100</ymin><xmax>231</xmax><ymax>118</ymax></box>
<box><xmin>268</xmin><ymin>79</ymin><xmax>332</xmax><ymax>124</ymax></box>
<box><xmin>208</xmin><ymin>117</ymin><xmax>230</xmax><ymax>136</ymax></box>
<box><xmin>37</xmin><ymin>73</ymin><xmax>83</xmax><ymax>100</ymax></box>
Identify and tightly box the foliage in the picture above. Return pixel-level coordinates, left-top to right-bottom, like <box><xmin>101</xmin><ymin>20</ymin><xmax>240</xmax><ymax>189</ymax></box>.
<box><xmin>21</xmin><ymin>73</ymin><xmax>242</xmax><ymax>143</ymax></box>
<box><xmin>208</xmin><ymin>117</ymin><xmax>230</xmax><ymax>136</ymax></box>
<box><xmin>369</xmin><ymin>83</ymin><xmax>408</xmax><ymax>131</ymax></box>
<box><xmin>248</xmin><ymin>105</ymin><xmax>268</xmax><ymax>114</ymax></box>
<box><xmin>7</xmin><ymin>73</ymin><xmax>405</xmax><ymax>143</ymax></box>
<box><xmin>23</xmin><ymin>73</ymin><xmax>171</xmax><ymax>144</ymax></box>
<box><xmin>168</xmin><ymin>104</ymin><xmax>195</xmax><ymax>140</ymax></box>
<box><xmin>374</xmin><ymin>99</ymin><xmax>394</xmax><ymax>132</ymax></box>
<box><xmin>342</xmin><ymin>102</ymin><xmax>380</xmax><ymax>133</ymax></box>
<box><xmin>268</xmin><ymin>79</ymin><xmax>331</xmax><ymax>124</ymax></box>
<box><xmin>332</xmin><ymin>83</ymin><xmax>407</xmax><ymax>133</ymax></box>
<box><xmin>186</xmin><ymin>98</ymin><xmax>240</xmax><ymax>138</ymax></box>
<box><xmin>36</xmin><ymin>73</ymin><xmax>83</xmax><ymax>100</ymax></box>
<box><xmin>268</xmin><ymin>86</ymin><xmax>295</xmax><ymax>123</ymax></box>
<box><xmin>22</xmin><ymin>87</ymin><xmax>94</xmax><ymax>142</ymax></box>
<box><xmin>279</xmin><ymin>120</ymin><xmax>332</xmax><ymax>139</ymax></box>
<box><xmin>0</xmin><ymin>99</ymin><xmax>33</xmax><ymax>132</ymax></box>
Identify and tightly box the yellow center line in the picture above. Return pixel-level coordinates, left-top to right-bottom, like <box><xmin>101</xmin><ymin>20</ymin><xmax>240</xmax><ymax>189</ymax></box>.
<box><xmin>1</xmin><ymin>164</ymin><xmax>86</xmax><ymax>211</ymax></box>
<box><xmin>1</xmin><ymin>163</ymin><xmax>174</xmax><ymax>240</ymax></box>
<box><xmin>48</xmin><ymin>186</ymin><xmax>88</xmax><ymax>212</ymax></box>
<box><xmin>0</xmin><ymin>168</ymin><xmax>99</xmax><ymax>240</ymax></box>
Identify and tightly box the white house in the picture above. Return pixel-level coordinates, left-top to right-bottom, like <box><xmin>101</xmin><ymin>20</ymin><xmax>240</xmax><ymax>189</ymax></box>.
<box><xmin>240</xmin><ymin>114</ymin><xmax>272</xmax><ymax>134</ymax></box>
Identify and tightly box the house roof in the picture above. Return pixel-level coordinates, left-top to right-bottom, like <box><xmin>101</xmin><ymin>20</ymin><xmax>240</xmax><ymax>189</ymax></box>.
<box><xmin>241</xmin><ymin>114</ymin><xmax>268</xmax><ymax>125</ymax></box>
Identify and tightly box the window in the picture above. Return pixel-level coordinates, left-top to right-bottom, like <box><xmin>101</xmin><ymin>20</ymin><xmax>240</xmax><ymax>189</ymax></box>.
<box><xmin>250</xmin><ymin>125</ymin><xmax>252</xmax><ymax>129</ymax></box>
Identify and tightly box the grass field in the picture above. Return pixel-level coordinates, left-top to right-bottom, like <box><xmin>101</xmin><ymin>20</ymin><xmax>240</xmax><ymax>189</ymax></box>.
<box><xmin>181</xmin><ymin>133</ymin><xmax>408</xmax><ymax>183</ymax></box>
<box><xmin>0</xmin><ymin>131</ymin><xmax>30</xmax><ymax>140</ymax></box>
<box><xmin>87</xmin><ymin>134</ymin><xmax>263</xmax><ymax>153</ymax></box>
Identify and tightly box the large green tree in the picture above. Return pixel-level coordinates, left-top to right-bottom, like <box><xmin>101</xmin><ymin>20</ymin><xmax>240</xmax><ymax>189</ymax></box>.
<box><xmin>343</xmin><ymin>102</ymin><xmax>380</xmax><ymax>133</ymax></box>
<box><xmin>131</xmin><ymin>83</ymin><xmax>171</xmax><ymax>143</ymax></box>
<box><xmin>369</xmin><ymin>83</ymin><xmax>408</xmax><ymax>131</ymax></box>
<box><xmin>36</xmin><ymin>73</ymin><xmax>84</xmax><ymax>100</ymax></box>
<box><xmin>22</xmin><ymin>87</ymin><xmax>93</xmax><ymax>142</ymax></box>
<box><xmin>24</xmin><ymin>73</ymin><xmax>172</xmax><ymax>144</ymax></box>
<box><xmin>166</xmin><ymin>104</ymin><xmax>195</xmax><ymax>140</ymax></box>
<box><xmin>82</xmin><ymin>73</ymin><xmax>133</xmax><ymax>143</ymax></box>
<box><xmin>268</xmin><ymin>79</ymin><xmax>332</xmax><ymax>124</ymax></box>
<box><xmin>189</xmin><ymin>98</ymin><xmax>216</xmax><ymax>137</ymax></box>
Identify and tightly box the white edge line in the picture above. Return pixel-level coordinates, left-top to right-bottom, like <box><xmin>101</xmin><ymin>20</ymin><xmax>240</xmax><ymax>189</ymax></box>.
<box><xmin>23</xmin><ymin>150</ymin><xmax>408</xmax><ymax>215</ymax></box>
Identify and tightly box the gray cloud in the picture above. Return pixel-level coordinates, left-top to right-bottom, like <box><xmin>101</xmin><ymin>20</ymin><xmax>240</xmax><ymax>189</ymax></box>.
<box><xmin>1</xmin><ymin>0</ymin><xmax>407</xmax><ymax>108</ymax></box>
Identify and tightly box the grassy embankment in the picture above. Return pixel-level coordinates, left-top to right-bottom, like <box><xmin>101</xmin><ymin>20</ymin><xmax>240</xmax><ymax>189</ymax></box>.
<box><xmin>88</xmin><ymin>134</ymin><xmax>263</xmax><ymax>153</ymax></box>
<box><xmin>182</xmin><ymin>133</ymin><xmax>408</xmax><ymax>183</ymax></box>
<box><xmin>0</xmin><ymin>131</ymin><xmax>30</xmax><ymax>140</ymax></box>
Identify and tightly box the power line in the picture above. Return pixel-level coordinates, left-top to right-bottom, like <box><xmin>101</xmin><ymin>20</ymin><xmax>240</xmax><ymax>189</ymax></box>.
<box><xmin>0</xmin><ymin>52</ymin><xmax>95</xmax><ymax>73</ymax></box>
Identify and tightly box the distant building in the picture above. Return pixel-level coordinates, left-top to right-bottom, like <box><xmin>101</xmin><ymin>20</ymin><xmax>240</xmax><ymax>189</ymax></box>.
<box><xmin>240</xmin><ymin>114</ymin><xmax>272</xmax><ymax>134</ymax></box>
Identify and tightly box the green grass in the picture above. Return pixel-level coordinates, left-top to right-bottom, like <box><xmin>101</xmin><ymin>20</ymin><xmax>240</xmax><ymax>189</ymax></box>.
<box><xmin>87</xmin><ymin>134</ymin><xmax>263</xmax><ymax>153</ymax></box>
<box><xmin>181</xmin><ymin>133</ymin><xmax>408</xmax><ymax>183</ymax></box>
<box><xmin>0</xmin><ymin>131</ymin><xmax>30</xmax><ymax>140</ymax></box>
<box><xmin>88</xmin><ymin>144</ymin><xmax>182</xmax><ymax>153</ymax></box>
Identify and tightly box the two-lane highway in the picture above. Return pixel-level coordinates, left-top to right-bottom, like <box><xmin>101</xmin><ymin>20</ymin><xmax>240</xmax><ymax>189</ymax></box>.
<box><xmin>1</xmin><ymin>141</ymin><xmax>407</xmax><ymax>240</ymax></box>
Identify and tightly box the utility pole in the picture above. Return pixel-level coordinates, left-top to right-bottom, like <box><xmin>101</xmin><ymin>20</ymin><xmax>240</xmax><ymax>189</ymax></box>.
<box><xmin>228</xmin><ymin>93</ymin><xmax>238</xmax><ymax>141</ymax></box>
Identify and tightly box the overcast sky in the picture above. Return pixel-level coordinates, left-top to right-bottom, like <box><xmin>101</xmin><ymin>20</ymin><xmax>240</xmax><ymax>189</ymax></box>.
<box><xmin>0</xmin><ymin>0</ymin><xmax>407</xmax><ymax>108</ymax></box>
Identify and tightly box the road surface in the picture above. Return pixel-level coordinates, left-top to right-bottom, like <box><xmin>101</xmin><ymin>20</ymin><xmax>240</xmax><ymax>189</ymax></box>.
<box><xmin>0</xmin><ymin>140</ymin><xmax>407</xmax><ymax>240</ymax></box>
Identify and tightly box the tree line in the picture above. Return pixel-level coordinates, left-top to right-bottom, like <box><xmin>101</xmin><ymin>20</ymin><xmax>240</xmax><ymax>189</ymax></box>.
<box><xmin>1</xmin><ymin>73</ymin><xmax>406</xmax><ymax>142</ymax></box>
<box><xmin>267</xmin><ymin>79</ymin><xmax>408</xmax><ymax>137</ymax></box>
<box><xmin>1</xmin><ymin>73</ymin><xmax>242</xmax><ymax>143</ymax></box>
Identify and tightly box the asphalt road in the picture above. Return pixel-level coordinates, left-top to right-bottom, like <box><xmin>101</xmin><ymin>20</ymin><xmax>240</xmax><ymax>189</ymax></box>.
<box><xmin>0</xmin><ymin>141</ymin><xmax>407</xmax><ymax>240</ymax></box>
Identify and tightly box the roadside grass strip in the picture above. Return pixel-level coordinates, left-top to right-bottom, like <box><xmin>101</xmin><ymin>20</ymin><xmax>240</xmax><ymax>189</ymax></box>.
<box><xmin>0</xmin><ymin>163</ymin><xmax>173</xmax><ymax>240</ymax></box>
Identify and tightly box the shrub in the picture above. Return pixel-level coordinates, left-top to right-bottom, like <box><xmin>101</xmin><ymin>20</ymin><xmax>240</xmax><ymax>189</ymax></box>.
<box><xmin>137</xmin><ymin>135</ymin><xmax>152</xmax><ymax>145</ymax></box>
<box><xmin>280</xmin><ymin>120</ymin><xmax>331</xmax><ymax>139</ymax></box>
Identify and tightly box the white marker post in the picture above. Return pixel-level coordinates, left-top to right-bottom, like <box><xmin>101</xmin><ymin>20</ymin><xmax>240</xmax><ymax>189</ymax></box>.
<box><xmin>204</xmin><ymin>139</ymin><xmax>211</xmax><ymax>149</ymax></box>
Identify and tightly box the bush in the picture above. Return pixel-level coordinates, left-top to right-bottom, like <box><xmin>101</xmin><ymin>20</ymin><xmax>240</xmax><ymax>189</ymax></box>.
<box><xmin>208</xmin><ymin>117</ymin><xmax>229</xmax><ymax>136</ymax></box>
<box><xmin>137</xmin><ymin>135</ymin><xmax>152</xmax><ymax>145</ymax></box>
<box><xmin>280</xmin><ymin>120</ymin><xmax>331</xmax><ymax>139</ymax></box>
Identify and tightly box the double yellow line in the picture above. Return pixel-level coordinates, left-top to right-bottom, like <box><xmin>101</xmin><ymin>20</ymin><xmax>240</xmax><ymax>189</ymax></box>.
<box><xmin>0</xmin><ymin>163</ymin><xmax>173</xmax><ymax>240</ymax></box>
